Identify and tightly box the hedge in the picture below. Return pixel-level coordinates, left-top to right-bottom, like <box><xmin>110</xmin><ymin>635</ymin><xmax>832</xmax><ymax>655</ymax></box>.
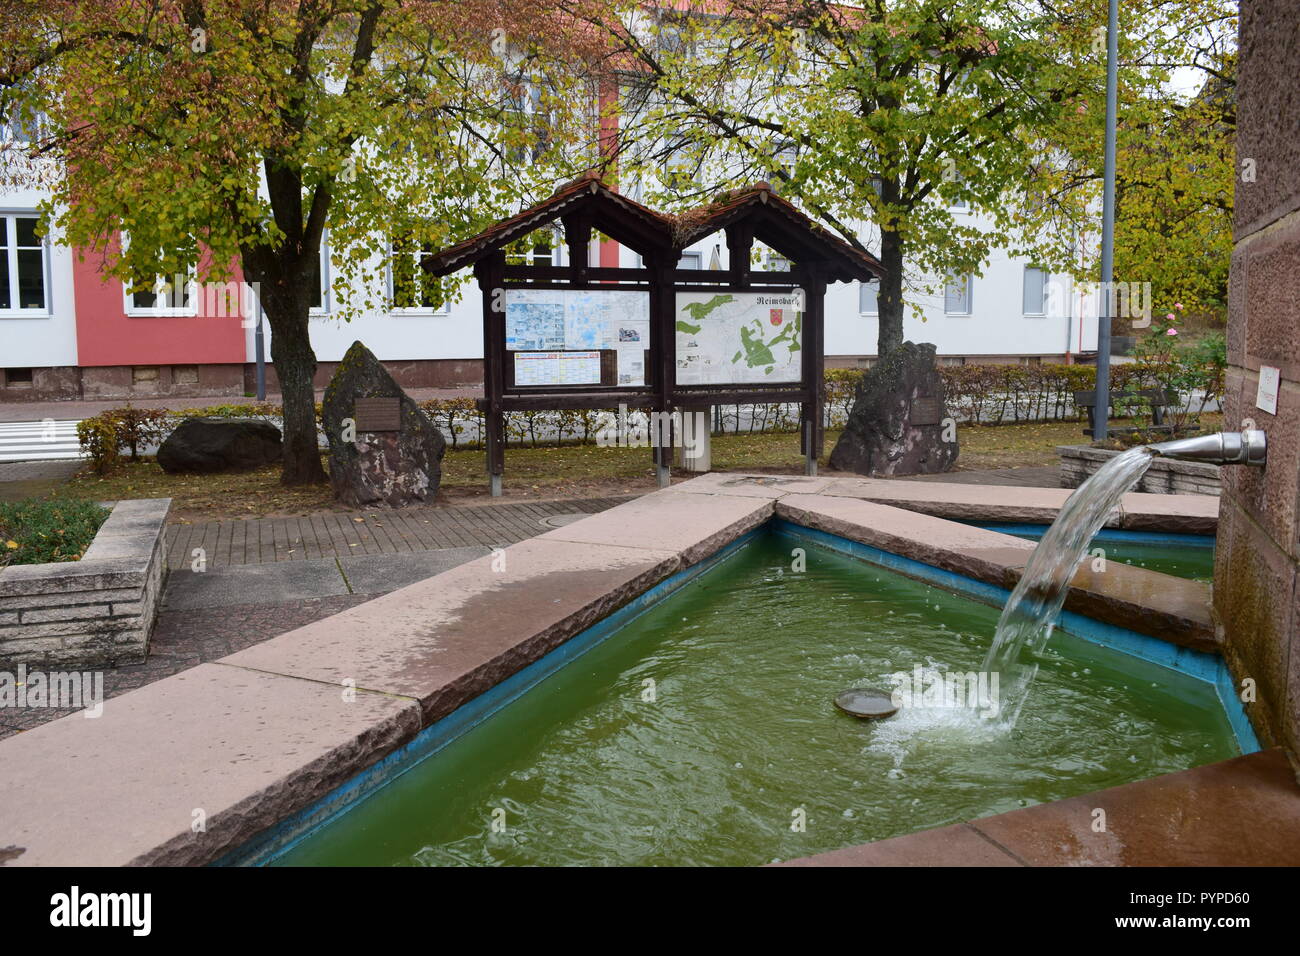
<box><xmin>76</xmin><ymin>357</ymin><xmax>1225</xmax><ymax>470</ymax></box>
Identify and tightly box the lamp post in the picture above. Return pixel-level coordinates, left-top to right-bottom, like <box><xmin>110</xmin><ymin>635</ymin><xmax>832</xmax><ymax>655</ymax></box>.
<box><xmin>1094</xmin><ymin>0</ymin><xmax>1119</xmax><ymax>440</ymax></box>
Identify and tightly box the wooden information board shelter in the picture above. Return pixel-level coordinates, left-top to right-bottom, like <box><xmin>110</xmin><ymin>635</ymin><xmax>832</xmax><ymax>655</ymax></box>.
<box><xmin>422</xmin><ymin>175</ymin><xmax>885</xmax><ymax>495</ymax></box>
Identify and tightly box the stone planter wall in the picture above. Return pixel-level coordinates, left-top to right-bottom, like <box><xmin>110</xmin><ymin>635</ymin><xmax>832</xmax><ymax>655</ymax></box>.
<box><xmin>1058</xmin><ymin>445</ymin><xmax>1221</xmax><ymax>496</ymax></box>
<box><xmin>0</xmin><ymin>498</ymin><xmax>170</xmax><ymax>668</ymax></box>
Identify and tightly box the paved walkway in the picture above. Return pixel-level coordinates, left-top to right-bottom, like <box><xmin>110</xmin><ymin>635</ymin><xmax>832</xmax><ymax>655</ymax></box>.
<box><xmin>0</xmin><ymin>460</ymin><xmax>81</xmax><ymax>502</ymax></box>
<box><xmin>163</xmin><ymin>494</ymin><xmax>635</xmax><ymax>569</ymax></box>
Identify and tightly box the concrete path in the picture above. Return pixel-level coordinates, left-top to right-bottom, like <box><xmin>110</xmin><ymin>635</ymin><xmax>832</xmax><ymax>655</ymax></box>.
<box><xmin>1</xmin><ymin>494</ymin><xmax>630</xmax><ymax>740</ymax></box>
<box><xmin>0</xmin><ymin>460</ymin><xmax>80</xmax><ymax>502</ymax></box>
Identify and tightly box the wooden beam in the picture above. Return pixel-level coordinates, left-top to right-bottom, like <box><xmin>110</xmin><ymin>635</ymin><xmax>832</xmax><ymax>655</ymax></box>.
<box><xmin>476</xmin><ymin>252</ymin><xmax>507</xmax><ymax>491</ymax></box>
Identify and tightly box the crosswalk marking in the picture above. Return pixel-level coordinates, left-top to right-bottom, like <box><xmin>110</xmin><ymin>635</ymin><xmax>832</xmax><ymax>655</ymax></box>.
<box><xmin>0</xmin><ymin>420</ymin><xmax>84</xmax><ymax>462</ymax></box>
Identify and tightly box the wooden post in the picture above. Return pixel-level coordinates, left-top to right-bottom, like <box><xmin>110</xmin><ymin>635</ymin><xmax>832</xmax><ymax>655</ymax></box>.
<box><xmin>801</xmin><ymin>265</ymin><xmax>827</xmax><ymax>475</ymax></box>
<box><xmin>650</xmin><ymin>252</ymin><xmax>674</xmax><ymax>488</ymax></box>
<box><xmin>477</xmin><ymin>253</ymin><xmax>507</xmax><ymax>495</ymax></box>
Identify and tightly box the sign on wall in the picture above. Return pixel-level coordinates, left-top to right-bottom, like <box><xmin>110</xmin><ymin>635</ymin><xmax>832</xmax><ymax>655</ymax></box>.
<box><xmin>506</xmin><ymin>289</ymin><xmax>650</xmax><ymax>386</ymax></box>
<box><xmin>674</xmin><ymin>290</ymin><xmax>804</xmax><ymax>385</ymax></box>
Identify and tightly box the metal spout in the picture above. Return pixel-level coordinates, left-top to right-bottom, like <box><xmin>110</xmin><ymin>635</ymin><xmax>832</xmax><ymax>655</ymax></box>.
<box><xmin>1147</xmin><ymin>429</ymin><xmax>1267</xmax><ymax>466</ymax></box>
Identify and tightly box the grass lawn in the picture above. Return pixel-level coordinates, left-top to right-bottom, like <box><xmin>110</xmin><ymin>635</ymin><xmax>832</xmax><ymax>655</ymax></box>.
<box><xmin>0</xmin><ymin>499</ymin><xmax>111</xmax><ymax>566</ymax></box>
<box><xmin>52</xmin><ymin>415</ymin><xmax>1221</xmax><ymax>522</ymax></box>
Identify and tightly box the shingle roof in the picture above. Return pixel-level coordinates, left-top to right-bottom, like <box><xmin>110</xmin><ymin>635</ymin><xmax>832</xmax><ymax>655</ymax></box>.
<box><xmin>422</xmin><ymin>175</ymin><xmax>885</xmax><ymax>283</ymax></box>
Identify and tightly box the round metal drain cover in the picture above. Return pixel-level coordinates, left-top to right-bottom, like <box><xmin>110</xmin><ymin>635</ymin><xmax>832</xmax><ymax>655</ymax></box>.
<box><xmin>539</xmin><ymin>513</ymin><xmax>591</xmax><ymax>529</ymax></box>
<box><xmin>834</xmin><ymin>687</ymin><xmax>898</xmax><ymax>720</ymax></box>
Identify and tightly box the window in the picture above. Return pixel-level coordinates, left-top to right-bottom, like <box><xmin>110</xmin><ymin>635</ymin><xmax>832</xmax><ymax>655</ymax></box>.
<box><xmin>121</xmin><ymin>234</ymin><xmax>195</xmax><ymax>316</ymax></box>
<box><xmin>678</xmin><ymin>251</ymin><xmax>702</xmax><ymax>269</ymax></box>
<box><xmin>4</xmin><ymin>367</ymin><xmax>33</xmax><ymax>386</ymax></box>
<box><xmin>763</xmin><ymin>250</ymin><xmax>791</xmax><ymax>272</ymax></box>
<box><xmin>859</xmin><ymin>281</ymin><xmax>878</xmax><ymax>315</ymax></box>
<box><xmin>944</xmin><ymin>274</ymin><xmax>972</xmax><ymax>314</ymax></box>
<box><xmin>310</xmin><ymin>238</ymin><xmax>329</xmax><ymax>312</ymax></box>
<box><xmin>1023</xmin><ymin>266</ymin><xmax>1048</xmax><ymax>315</ymax></box>
<box><xmin>390</xmin><ymin>237</ymin><xmax>448</xmax><ymax>313</ymax></box>
<box><xmin>663</xmin><ymin>133</ymin><xmax>696</xmax><ymax>189</ymax></box>
<box><xmin>0</xmin><ymin>213</ymin><xmax>48</xmax><ymax>313</ymax></box>
<box><xmin>125</xmin><ymin>268</ymin><xmax>194</xmax><ymax>314</ymax></box>
<box><xmin>1</xmin><ymin>111</ymin><xmax>46</xmax><ymax>147</ymax></box>
<box><xmin>945</xmin><ymin>166</ymin><xmax>968</xmax><ymax>211</ymax></box>
<box><xmin>505</xmin><ymin>231</ymin><xmax>557</xmax><ymax>269</ymax></box>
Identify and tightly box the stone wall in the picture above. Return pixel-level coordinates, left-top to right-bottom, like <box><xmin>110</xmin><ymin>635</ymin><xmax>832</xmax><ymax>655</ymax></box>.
<box><xmin>0</xmin><ymin>499</ymin><xmax>169</xmax><ymax>668</ymax></box>
<box><xmin>0</xmin><ymin>359</ymin><xmax>486</xmax><ymax>403</ymax></box>
<box><xmin>1213</xmin><ymin>0</ymin><xmax>1300</xmax><ymax>755</ymax></box>
<box><xmin>1058</xmin><ymin>445</ymin><xmax>1221</xmax><ymax>495</ymax></box>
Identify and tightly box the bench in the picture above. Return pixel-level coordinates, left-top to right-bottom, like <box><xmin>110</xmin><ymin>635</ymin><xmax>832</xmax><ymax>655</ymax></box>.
<box><xmin>1074</xmin><ymin>388</ymin><xmax>1178</xmax><ymax>438</ymax></box>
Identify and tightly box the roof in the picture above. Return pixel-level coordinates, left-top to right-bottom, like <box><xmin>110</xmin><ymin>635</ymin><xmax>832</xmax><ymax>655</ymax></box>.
<box><xmin>672</xmin><ymin>182</ymin><xmax>885</xmax><ymax>282</ymax></box>
<box><xmin>422</xmin><ymin>174</ymin><xmax>885</xmax><ymax>283</ymax></box>
<box><xmin>422</xmin><ymin>173</ymin><xmax>673</xmax><ymax>277</ymax></box>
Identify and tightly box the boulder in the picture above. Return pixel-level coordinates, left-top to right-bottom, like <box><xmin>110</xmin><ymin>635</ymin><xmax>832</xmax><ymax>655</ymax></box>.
<box><xmin>156</xmin><ymin>418</ymin><xmax>282</xmax><ymax>473</ymax></box>
<box><xmin>322</xmin><ymin>341</ymin><xmax>447</xmax><ymax>507</ymax></box>
<box><xmin>828</xmin><ymin>341</ymin><xmax>959</xmax><ymax>476</ymax></box>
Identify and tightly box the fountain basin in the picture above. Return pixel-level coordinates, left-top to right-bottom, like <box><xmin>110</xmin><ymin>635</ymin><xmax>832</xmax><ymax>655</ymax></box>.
<box><xmin>262</xmin><ymin>530</ymin><xmax>1246</xmax><ymax>867</ymax></box>
<box><xmin>0</xmin><ymin>474</ymin><xmax>1281</xmax><ymax>867</ymax></box>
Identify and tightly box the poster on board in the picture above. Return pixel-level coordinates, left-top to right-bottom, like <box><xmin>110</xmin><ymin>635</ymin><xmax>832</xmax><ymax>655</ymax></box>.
<box><xmin>674</xmin><ymin>290</ymin><xmax>804</xmax><ymax>385</ymax></box>
<box><xmin>506</xmin><ymin>289</ymin><xmax>649</xmax><ymax>386</ymax></box>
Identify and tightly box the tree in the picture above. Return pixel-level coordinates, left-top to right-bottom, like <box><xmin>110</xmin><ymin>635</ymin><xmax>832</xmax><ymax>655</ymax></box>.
<box><xmin>1</xmin><ymin>1</ymin><xmax>601</xmax><ymax>484</ymax></box>
<box><xmin>1008</xmin><ymin>0</ymin><xmax>1237</xmax><ymax>330</ymax></box>
<box><xmin>567</xmin><ymin>0</ymin><xmax>1083</xmax><ymax>357</ymax></box>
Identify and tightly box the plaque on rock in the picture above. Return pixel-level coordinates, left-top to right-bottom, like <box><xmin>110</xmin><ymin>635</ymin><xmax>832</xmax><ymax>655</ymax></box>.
<box><xmin>911</xmin><ymin>396</ymin><xmax>944</xmax><ymax>426</ymax></box>
<box><xmin>353</xmin><ymin>396</ymin><xmax>402</xmax><ymax>432</ymax></box>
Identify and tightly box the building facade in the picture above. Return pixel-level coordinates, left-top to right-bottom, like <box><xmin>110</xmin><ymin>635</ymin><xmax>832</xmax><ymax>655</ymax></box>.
<box><xmin>0</xmin><ymin>143</ymin><xmax>1100</xmax><ymax>406</ymax></box>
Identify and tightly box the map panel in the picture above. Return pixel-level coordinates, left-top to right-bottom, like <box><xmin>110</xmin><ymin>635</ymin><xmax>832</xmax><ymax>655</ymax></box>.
<box><xmin>674</xmin><ymin>290</ymin><xmax>804</xmax><ymax>385</ymax></box>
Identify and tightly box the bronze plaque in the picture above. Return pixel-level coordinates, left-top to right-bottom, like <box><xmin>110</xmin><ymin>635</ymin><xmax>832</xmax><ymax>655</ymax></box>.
<box><xmin>354</xmin><ymin>397</ymin><xmax>402</xmax><ymax>432</ymax></box>
<box><xmin>911</xmin><ymin>396</ymin><xmax>945</xmax><ymax>426</ymax></box>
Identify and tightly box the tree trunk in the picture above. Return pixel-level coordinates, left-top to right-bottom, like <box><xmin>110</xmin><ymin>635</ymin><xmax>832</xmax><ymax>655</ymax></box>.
<box><xmin>876</xmin><ymin>227</ymin><xmax>905</xmax><ymax>357</ymax></box>
<box><xmin>266</xmin><ymin>305</ymin><xmax>328</xmax><ymax>486</ymax></box>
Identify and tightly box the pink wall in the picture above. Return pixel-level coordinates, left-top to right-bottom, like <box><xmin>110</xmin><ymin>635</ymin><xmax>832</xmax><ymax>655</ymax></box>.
<box><xmin>72</xmin><ymin>237</ymin><xmax>247</xmax><ymax>367</ymax></box>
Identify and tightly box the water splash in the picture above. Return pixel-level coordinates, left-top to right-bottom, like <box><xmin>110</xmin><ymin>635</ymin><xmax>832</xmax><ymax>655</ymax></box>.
<box><xmin>982</xmin><ymin>446</ymin><xmax>1155</xmax><ymax>725</ymax></box>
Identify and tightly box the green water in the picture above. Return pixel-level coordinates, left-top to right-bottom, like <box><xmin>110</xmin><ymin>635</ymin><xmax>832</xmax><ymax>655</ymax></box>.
<box><xmin>995</xmin><ymin>528</ymin><xmax>1216</xmax><ymax>582</ymax></box>
<box><xmin>278</xmin><ymin>534</ymin><xmax>1238</xmax><ymax>867</ymax></box>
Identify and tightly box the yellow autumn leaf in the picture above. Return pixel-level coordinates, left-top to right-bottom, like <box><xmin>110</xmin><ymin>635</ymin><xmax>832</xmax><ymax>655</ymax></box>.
<box><xmin>5</xmin><ymin>540</ymin><xmax>18</xmax><ymax>550</ymax></box>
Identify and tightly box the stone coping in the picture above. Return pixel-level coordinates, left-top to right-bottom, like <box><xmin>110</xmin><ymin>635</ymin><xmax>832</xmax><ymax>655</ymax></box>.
<box><xmin>0</xmin><ymin>476</ymin><xmax>1248</xmax><ymax>866</ymax></box>
<box><xmin>775</xmin><ymin>493</ymin><xmax>1216</xmax><ymax>653</ymax></box>
<box><xmin>672</xmin><ymin>471</ymin><xmax>1219</xmax><ymax>534</ymax></box>
<box><xmin>778</xmin><ymin>748</ymin><xmax>1300</xmax><ymax>867</ymax></box>
<box><xmin>0</xmin><ymin>498</ymin><xmax>171</xmax><ymax>670</ymax></box>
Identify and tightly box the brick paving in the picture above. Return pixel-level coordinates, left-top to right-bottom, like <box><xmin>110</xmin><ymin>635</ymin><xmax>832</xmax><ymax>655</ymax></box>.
<box><xmin>164</xmin><ymin>494</ymin><xmax>637</xmax><ymax>569</ymax></box>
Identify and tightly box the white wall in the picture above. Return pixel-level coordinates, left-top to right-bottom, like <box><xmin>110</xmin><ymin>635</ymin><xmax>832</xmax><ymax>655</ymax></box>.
<box><xmin>0</xmin><ymin>184</ymin><xmax>78</xmax><ymax>368</ymax></box>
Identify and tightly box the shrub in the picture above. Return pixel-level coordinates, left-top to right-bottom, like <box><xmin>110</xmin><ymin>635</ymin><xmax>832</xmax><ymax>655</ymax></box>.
<box><xmin>0</xmin><ymin>499</ymin><xmax>111</xmax><ymax>566</ymax></box>
<box><xmin>76</xmin><ymin>414</ymin><xmax>120</xmax><ymax>474</ymax></box>
<box><xmin>104</xmin><ymin>405</ymin><xmax>171</xmax><ymax>461</ymax></box>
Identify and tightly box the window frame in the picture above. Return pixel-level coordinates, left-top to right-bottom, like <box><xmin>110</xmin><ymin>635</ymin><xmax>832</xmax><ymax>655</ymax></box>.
<box><xmin>944</xmin><ymin>274</ymin><xmax>973</xmax><ymax>315</ymax></box>
<box><xmin>389</xmin><ymin>235</ymin><xmax>451</xmax><ymax>316</ymax></box>
<box><xmin>0</xmin><ymin>210</ymin><xmax>52</xmax><ymax>317</ymax></box>
<box><xmin>1022</xmin><ymin>265</ymin><xmax>1049</xmax><ymax>317</ymax></box>
<box><xmin>858</xmin><ymin>280</ymin><xmax>878</xmax><ymax>315</ymax></box>
<box><xmin>120</xmin><ymin>233</ymin><xmax>198</xmax><ymax>317</ymax></box>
